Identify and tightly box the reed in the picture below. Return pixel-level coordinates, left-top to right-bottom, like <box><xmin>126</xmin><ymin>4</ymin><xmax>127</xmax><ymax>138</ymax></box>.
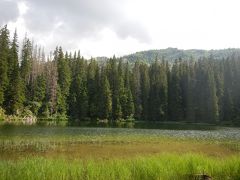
<box><xmin>0</xmin><ymin>154</ymin><xmax>240</xmax><ymax>180</ymax></box>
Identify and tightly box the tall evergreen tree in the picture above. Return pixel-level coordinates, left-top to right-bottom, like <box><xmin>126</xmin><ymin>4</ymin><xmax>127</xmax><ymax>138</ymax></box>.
<box><xmin>56</xmin><ymin>47</ymin><xmax>71</xmax><ymax>114</ymax></box>
<box><xmin>20</xmin><ymin>37</ymin><xmax>32</xmax><ymax>85</ymax></box>
<box><xmin>0</xmin><ymin>25</ymin><xmax>10</xmax><ymax>105</ymax></box>
<box><xmin>69</xmin><ymin>55</ymin><xmax>88</xmax><ymax>120</ymax></box>
<box><xmin>107</xmin><ymin>56</ymin><xmax>122</xmax><ymax>120</ymax></box>
<box><xmin>45</xmin><ymin>59</ymin><xmax>58</xmax><ymax>116</ymax></box>
<box><xmin>123</xmin><ymin>63</ymin><xmax>134</xmax><ymax>118</ymax></box>
<box><xmin>5</xmin><ymin>30</ymin><xmax>24</xmax><ymax>114</ymax></box>
<box><xmin>87</xmin><ymin>59</ymin><xmax>98</xmax><ymax>118</ymax></box>
<box><xmin>140</xmin><ymin>63</ymin><xmax>150</xmax><ymax>120</ymax></box>
<box><xmin>168</xmin><ymin>60</ymin><xmax>184</xmax><ymax>121</ymax></box>
<box><xmin>131</xmin><ymin>61</ymin><xmax>142</xmax><ymax>120</ymax></box>
<box><xmin>185</xmin><ymin>60</ymin><xmax>196</xmax><ymax>122</ymax></box>
<box><xmin>98</xmin><ymin>71</ymin><xmax>112</xmax><ymax>119</ymax></box>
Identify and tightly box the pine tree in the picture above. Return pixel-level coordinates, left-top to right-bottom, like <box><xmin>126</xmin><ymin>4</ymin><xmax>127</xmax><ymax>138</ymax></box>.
<box><xmin>206</xmin><ymin>66</ymin><xmax>219</xmax><ymax>122</ymax></box>
<box><xmin>140</xmin><ymin>63</ymin><xmax>150</xmax><ymax>121</ymax></box>
<box><xmin>168</xmin><ymin>59</ymin><xmax>184</xmax><ymax>121</ymax></box>
<box><xmin>56</xmin><ymin>47</ymin><xmax>71</xmax><ymax>114</ymax></box>
<box><xmin>69</xmin><ymin>55</ymin><xmax>88</xmax><ymax>120</ymax></box>
<box><xmin>194</xmin><ymin>59</ymin><xmax>219</xmax><ymax>122</ymax></box>
<box><xmin>131</xmin><ymin>61</ymin><xmax>142</xmax><ymax>120</ymax></box>
<box><xmin>87</xmin><ymin>59</ymin><xmax>98</xmax><ymax>119</ymax></box>
<box><xmin>0</xmin><ymin>25</ymin><xmax>10</xmax><ymax>105</ymax></box>
<box><xmin>123</xmin><ymin>62</ymin><xmax>134</xmax><ymax>118</ymax></box>
<box><xmin>31</xmin><ymin>74</ymin><xmax>46</xmax><ymax>115</ymax></box>
<box><xmin>45</xmin><ymin>59</ymin><xmax>58</xmax><ymax>116</ymax></box>
<box><xmin>118</xmin><ymin>59</ymin><xmax>128</xmax><ymax>118</ymax></box>
<box><xmin>20</xmin><ymin>36</ymin><xmax>32</xmax><ymax>85</ymax></box>
<box><xmin>185</xmin><ymin>60</ymin><xmax>196</xmax><ymax>122</ymax></box>
<box><xmin>5</xmin><ymin>30</ymin><xmax>24</xmax><ymax>114</ymax></box>
<box><xmin>222</xmin><ymin>88</ymin><xmax>233</xmax><ymax>121</ymax></box>
<box><xmin>148</xmin><ymin>58</ymin><xmax>168</xmax><ymax>121</ymax></box>
<box><xmin>214</xmin><ymin>60</ymin><xmax>224</xmax><ymax>122</ymax></box>
<box><xmin>107</xmin><ymin>56</ymin><xmax>122</xmax><ymax>120</ymax></box>
<box><xmin>159</xmin><ymin>60</ymin><xmax>168</xmax><ymax>121</ymax></box>
<box><xmin>98</xmin><ymin>71</ymin><xmax>112</xmax><ymax>119</ymax></box>
<box><xmin>149</xmin><ymin>59</ymin><xmax>160</xmax><ymax>121</ymax></box>
<box><xmin>119</xmin><ymin>76</ymin><xmax>128</xmax><ymax>119</ymax></box>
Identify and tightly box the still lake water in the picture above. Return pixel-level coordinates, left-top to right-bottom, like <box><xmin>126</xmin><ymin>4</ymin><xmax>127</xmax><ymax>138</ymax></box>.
<box><xmin>0</xmin><ymin>122</ymin><xmax>240</xmax><ymax>140</ymax></box>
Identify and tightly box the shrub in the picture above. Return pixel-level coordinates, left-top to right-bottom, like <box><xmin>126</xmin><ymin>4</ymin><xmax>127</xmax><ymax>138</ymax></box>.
<box><xmin>0</xmin><ymin>107</ymin><xmax>6</xmax><ymax>121</ymax></box>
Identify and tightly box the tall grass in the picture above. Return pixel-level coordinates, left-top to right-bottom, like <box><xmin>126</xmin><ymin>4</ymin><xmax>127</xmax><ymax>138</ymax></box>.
<box><xmin>0</xmin><ymin>154</ymin><xmax>240</xmax><ymax>180</ymax></box>
<box><xmin>1</xmin><ymin>126</ymin><xmax>239</xmax><ymax>179</ymax></box>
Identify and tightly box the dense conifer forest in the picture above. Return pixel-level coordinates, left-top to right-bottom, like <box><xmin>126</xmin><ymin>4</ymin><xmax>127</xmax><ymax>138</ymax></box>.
<box><xmin>1</xmin><ymin>25</ymin><xmax>240</xmax><ymax>124</ymax></box>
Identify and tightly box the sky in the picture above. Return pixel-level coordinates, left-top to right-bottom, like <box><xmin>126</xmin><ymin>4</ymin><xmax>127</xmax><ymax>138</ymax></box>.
<box><xmin>1</xmin><ymin>0</ymin><xmax>240</xmax><ymax>58</ymax></box>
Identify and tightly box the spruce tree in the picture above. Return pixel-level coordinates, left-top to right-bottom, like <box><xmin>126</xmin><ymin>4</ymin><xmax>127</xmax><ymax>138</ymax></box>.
<box><xmin>69</xmin><ymin>55</ymin><xmax>88</xmax><ymax>120</ymax></box>
<box><xmin>31</xmin><ymin>74</ymin><xmax>46</xmax><ymax>115</ymax></box>
<box><xmin>98</xmin><ymin>71</ymin><xmax>112</xmax><ymax>119</ymax></box>
<box><xmin>20</xmin><ymin>37</ymin><xmax>32</xmax><ymax>85</ymax></box>
<box><xmin>140</xmin><ymin>63</ymin><xmax>150</xmax><ymax>121</ymax></box>
<box><xmin>185</xmin><ymin>60</ymin><xmax>196</xmax><ymax>122</ymax></box>
<box><xmin>168</xmin><ymin>60</ymin><xmax>184</xmax><ymax>121</ymax></box>
<box><xmin>108</xmin><ymin>57</ymin><xmax>122</xmax><ymax>120</ymax></box>
<box><xmin>206</xmin><ymin>66</ymin><xmax>219</xmax><ymax>122</ymax></box>
<box><xmin>5</xmin><ymin>30</ymin><xmax>24</xmax><ymax>114</ymax></box>
<box><xmin>131</xmin><ymin>61</ymin><xmax>142</xmax><ymax>120</ymax></box>
<box><xmin>0</xmin><ymin>25</ymin><xmax>10</xmax><ymax>106</ymax></box>
<box><xmin>56</xmin><ymin>47</ymin><xmax>71</xmax><ymax>114</ymax></box>
<box><xmin>87</xmin><ymin>59</ymin><xmax>98</xmax><ymax>119</ymax></box>
<box><xmin>123</xmin><ymin>63</ymin><xmax>134</xmax><ymax>118</ymax></box>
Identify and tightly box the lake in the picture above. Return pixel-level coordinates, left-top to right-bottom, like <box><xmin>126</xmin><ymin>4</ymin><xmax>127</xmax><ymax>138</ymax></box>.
<box><xmin>1</xmin><ymin>124</ymin><xmax>240</xmax><ymax>179</ymax></box>
<box><xmin>1</xmin><ymin>123</ymin><xmax>240</xmax><ymax>140</ymax></box>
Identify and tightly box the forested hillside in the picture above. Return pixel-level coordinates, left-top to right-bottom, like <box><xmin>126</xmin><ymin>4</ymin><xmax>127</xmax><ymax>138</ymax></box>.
<box><xmin>1</xmin><ymin>25</ymin><xmax>240</xmax><ymax>124</ymax></box>
<box><xmin>123</xmin><ymin>48</ymin><xmax>240</xmax><ymax>63</ymax></box>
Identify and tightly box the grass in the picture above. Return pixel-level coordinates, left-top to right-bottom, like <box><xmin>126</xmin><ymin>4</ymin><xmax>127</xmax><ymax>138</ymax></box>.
<box><xmin>0</xmin><ymin>135</ymin><xmax>239</xmax><ymax>160</ymax></box>
<box><xmin>0</xmin><ymin>154</ymin><xmax>240</xmax><ymax>180</ymax></box>
<box><xmin>0</xmin><ymin>126</ymin><xmax>240</xmax><ymax>179</ymax></box>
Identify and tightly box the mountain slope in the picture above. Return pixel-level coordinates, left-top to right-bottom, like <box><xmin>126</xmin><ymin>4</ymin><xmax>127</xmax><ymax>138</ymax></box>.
<box><xmin>122</xmin><ymin>48</ymin><xmax>240</xmax><ymax>63</ymax></box>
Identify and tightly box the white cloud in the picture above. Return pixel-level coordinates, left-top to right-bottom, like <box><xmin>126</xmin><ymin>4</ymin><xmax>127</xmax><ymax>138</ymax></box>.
<box><xmin>2</xmin><ymin>0</ymin><xmax>240</xmax><ymax>58</ymax></box>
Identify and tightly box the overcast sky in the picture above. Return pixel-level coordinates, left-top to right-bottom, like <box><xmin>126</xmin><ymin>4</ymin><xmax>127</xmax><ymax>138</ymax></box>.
<box><xmin>1</xmin><ymin>0</ymin><xmax>240</xmax><ymax>58</ymax></box>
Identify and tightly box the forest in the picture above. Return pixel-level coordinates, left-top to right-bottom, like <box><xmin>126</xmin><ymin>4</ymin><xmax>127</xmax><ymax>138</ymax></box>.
<box><xmin>1</xmin><ymin>25</ymin><xmax>240</xmax><ymax>124</ymax></box>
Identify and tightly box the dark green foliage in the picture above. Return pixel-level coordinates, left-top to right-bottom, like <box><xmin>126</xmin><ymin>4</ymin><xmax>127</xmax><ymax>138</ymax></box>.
<box><xmin>56</xmin><ymin>47</ymin><xmax>71</xmax><ymax>114</ymax></box>
<box><xmin>131</xmin><ymin>61</ymin><xmax>142</xmax><ymax>120</ymax></box>
<box><xmin>98</xmin><ymin>71</ymin><xmax>112</xmax><ymax>119</ymax></box>
<box><xmin>5</xmin><ymin>30</ymin><xmax>24</xmax><ymax>114</ymax></box>
<box><xmin>107</xmin><ymin>56</ymin><xmax>122</xmax><ymax>120</ymax></box>
<box><xmin>20</xmin><ymin>37</ymin><xmax>32</xmax><ymax>85</ymax></box>
<box><xmin>87</xmin><ymin>59</ymin><xmax>99</xmax><ymax>118</ymax></box>
<box><xmin>1</xmin><ymin>25</ymin><xmax>240</xmax><ymax>124</ymax></box>
<box><xmin>185</xmin><ymin>60</ymin><xmax>196</xmax><ymax>122</ymax></box>
<box><xmin>194</xmin><ymin>59</ymin><xmax>219</xmax><ymax>122</ymax></box>
<box><xmin>168</xmin><ymin>60</ymin><xmax>184</xmax><ymax>121</ymax></box>
<box><xmin>69</xmin><ymin>75</ymin><xmax>88</xmax><ymax>120</ymax></box>
<box><xmin>0</xmin><ymin>25</ymin><xmax>10</xmax><ymax>105</ymax></box>
<box><xmin>149</xmin><ymin>59</ymin><xmax>168</xmax><ymax>121</ymax></box>
<box><xmin>124</xmin><ymin>47</ymin><xmax>240</xmax><ymax>63</ymax></box>
<box><xmin>28</xmin><ymin>74</ymin><xmax>47</xmax><ymax>115</ymax></box>
<box><xmin>33</xmin><ymin>75</ymin><xmax>46</xmax><ymax>103</ymax></box>
<box><xmin>69</xmin><ymin>56</ymin><xmax>88</xmax><ymax>120</ymax></box>
<box><xmin>139</xmin><ymin>63</ymin><xmax>150</xmax><ymax>121</ymax></box>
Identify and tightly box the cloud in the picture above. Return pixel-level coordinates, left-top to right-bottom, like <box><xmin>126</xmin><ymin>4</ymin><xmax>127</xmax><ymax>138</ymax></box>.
<box><xmin>22</xmin><ymin>0</ymin><xmax>151</xmax><ymax>45</ymax></box>
<box><xmin>4</xmin><ymin>0</ymin><xmax>240</xmax><ymax>58</ymax></box>
<box><xmin>0</xmin><ymin>0</ymin><xmax>19</xmax><ymax>26</ymax></box>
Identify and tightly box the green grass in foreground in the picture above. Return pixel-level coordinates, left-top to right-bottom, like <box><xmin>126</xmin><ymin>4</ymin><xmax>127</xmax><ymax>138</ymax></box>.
<box><xmin>0</xmin><ymin>154</ymin><xmax>240</xmax><ymax>180</ymax></box>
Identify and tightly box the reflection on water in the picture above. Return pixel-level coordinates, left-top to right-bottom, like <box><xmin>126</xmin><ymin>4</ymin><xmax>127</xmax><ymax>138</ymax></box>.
<box><xmin>36</xmin><ymin>120</ymin><xmax>219</xmax><ymax>130</ymax></box>
<box><xmin>0</xmin><ymin>123</ymin><xmax>240</xmax><ymax>140</ymax></box>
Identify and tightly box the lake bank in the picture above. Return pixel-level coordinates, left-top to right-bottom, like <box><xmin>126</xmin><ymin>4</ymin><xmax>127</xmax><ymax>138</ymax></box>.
<box><xmin>0</xmin><ymin>126</ymin><xmax>240</xmax><ymax>179</ymax></box>
<box><xmin>1</xmin><ymin>126</ymin><xmax>239</xmax><ymax>160</ymax></box>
